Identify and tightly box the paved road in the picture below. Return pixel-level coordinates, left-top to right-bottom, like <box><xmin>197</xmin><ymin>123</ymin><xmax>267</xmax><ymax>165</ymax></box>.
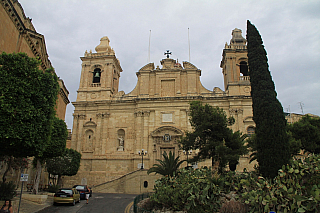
<box><xmin>37</xmin><ymin>193</ymin><xmax>137</xmax><ymax>213</ymax></box>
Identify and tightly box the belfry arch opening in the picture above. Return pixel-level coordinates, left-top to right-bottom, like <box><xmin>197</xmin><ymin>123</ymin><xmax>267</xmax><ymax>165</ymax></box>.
<box><xmin>239</xmin><ymin>61</ymin><xmax>248</xmax><ymax>76</ymax></box>
<box><xmin>93</xmin><ymin>68</ymin><xmax>101</xmax><ymax>83</ymax></box>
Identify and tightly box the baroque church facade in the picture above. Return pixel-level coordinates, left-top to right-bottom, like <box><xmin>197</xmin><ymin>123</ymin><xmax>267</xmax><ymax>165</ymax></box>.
<box><xmin>68</xmin><ymin>28</ymin><xmax>255</xmax><ymax>187</ymax></box>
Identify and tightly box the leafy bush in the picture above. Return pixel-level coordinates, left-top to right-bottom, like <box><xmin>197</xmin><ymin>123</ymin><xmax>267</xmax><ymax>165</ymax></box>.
<box><xmin>150</xmin><ymin>167</ymin><xmax>222</xmax><ymax>212</ymax></box>
<box><xmin>0</xmin><ymin>181</ymin><xmax>17</xmax><ymax>200</ymax></box>
<box><xmin>148</xmin><ymin>154</ymin><xmax>320</xmax><ymax>213</ymax></box>
<box><xmin>220</xmin><ymin>170</ymin><xmax>259</xmax><ymax>194</ymax></box>
<box><xmin>48</xmin><ymin>184</ymin><xmax>59</xmax><ymax>193</ymax></box>
<box><xmin>239</xmin><ymin>154</ymin><xmax>320</xmax><ymax>213</ymax></box>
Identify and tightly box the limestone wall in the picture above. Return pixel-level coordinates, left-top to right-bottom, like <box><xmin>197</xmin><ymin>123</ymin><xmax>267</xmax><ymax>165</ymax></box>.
<box><xmin>92</xmin><ymin>169</ymin><xmax>160</xmax><ymax>194</ymax></box>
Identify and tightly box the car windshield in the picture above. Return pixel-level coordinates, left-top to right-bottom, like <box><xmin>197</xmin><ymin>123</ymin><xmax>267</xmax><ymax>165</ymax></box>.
<box><xmin>75</xmin><ymin>186</ymin><xmax>85</xmax><ymax>190</ymax></box>
<box><xmin>60</xmin><ymin>189</ymin><xmax>72</xmax><ymax>194</ymax></box>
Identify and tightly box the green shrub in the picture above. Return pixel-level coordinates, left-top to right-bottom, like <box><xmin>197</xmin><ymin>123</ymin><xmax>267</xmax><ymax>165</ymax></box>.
<box><xmin>48</xmin><ymin>184</ymin><xmax>59</xmax><ymax>193</ymax></box>
<box><xmin>0</xmin><ymin>181</ymin><xmax>17</xmax><ymax>200</ymax></box>
<box><xmin>220</xmin><ymin>170</ymin><xmax>259</xmax><ymax>194</ymax></box>
<box><xmin>150</xmin><ymin>167</ymin><xmax>222</xmax><ymax>212</ymax></box>
<box><xmin>149</xmin><ymin>154</ymin><xmax>320</xmax><ymax>212</ymax></box>
<box><xmin>239</xmin><ymin>154</ymin><xmax>320</xmax><ymax>212</ymax></box>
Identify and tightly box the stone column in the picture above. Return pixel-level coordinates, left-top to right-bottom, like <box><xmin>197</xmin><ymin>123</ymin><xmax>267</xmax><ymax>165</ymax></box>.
<box><xmin>72</xmin><ymin>113</ymin><xmax>86</xmax><ymax>152</ymax></box>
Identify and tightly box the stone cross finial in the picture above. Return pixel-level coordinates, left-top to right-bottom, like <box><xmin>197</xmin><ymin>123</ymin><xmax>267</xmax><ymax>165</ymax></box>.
<box><xmin>164</xmin><ymin>50</ymin><xmax>172</xmax><ymax>58</ymax></box>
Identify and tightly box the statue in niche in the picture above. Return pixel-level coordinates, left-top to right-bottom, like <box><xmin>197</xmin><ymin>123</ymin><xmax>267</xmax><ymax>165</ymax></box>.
<box><xmin>117</xmin><ymin>136</ymin><xmax>124</xmax><ymax>151</ymax></box>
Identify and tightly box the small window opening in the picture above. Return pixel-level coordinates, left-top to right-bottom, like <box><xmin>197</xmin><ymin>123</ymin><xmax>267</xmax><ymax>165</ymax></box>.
<box><xmin>240</xmin><ymin>61</ymin><xmax>248</xmax><ymax>76</ymax></box>
<box><xmin>93</xmin><ymin>68</ymin><xmax>101</xmax><ymax>83</ymax></box>
<box><xmin>89</xmin><ymin>135</ymin><xmax>91</xmax><ymax>139</ymax></box>
<box><xmin>247</xmin><ymin>126</ymin><xmax>255</xmax><ymax>137</ymax></box>
<box><xmin>144</xmin><ymin>181</ymin><xmax>148</xmax><ymax>188</ymax></box>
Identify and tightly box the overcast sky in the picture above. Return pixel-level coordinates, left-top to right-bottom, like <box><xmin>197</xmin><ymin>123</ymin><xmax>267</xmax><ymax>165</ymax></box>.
<box><xmin>19</xmin><ymin>0</ymin><xmax>320</xmax><ymax>129</ymax></box>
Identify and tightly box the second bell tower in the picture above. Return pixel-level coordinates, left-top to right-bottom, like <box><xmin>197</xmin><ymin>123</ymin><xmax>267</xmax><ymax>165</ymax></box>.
<box><xmin>220</xmin><ymin>28</ymin><xmax>250</xmax><ymax>96</ymax></box>
<box><xmin>77</xmin><ymin>36</ymin><xmax>122</xmax><ymax>101</ymax></box>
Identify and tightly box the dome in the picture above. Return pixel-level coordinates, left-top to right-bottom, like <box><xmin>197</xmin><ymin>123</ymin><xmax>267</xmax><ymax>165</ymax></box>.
<box><xmin>230</xmin><ymin>28</ymin><xmax>246</xmax><ymax>45</ymax></box>
<box><xmin>95</xmin><ymin>36</ymin><xmax>114</xmax><ymax>53</ymax></box>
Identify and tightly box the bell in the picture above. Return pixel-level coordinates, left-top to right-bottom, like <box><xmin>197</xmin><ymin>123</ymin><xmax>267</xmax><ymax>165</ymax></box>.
<box><xmin>94</xmin><ymin>72</ymin><xmax>100</xmax><ymax>78</ymax></box>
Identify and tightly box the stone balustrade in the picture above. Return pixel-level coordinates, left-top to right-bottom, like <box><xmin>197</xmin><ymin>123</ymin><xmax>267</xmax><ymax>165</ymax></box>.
<box><xmin>239</xmin><ymin>76</ymin><xmax>250</xmax><ymax>81</ymax></box>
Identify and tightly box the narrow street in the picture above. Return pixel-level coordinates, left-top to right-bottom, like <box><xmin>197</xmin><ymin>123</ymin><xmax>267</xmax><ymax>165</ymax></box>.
<box><xmin>36</xmin><ymin>193</ymin><xmax>136</xmax><ymax>213</ymax></box>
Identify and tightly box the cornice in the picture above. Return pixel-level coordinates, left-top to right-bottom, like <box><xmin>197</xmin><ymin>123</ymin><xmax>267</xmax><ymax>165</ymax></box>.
<box><xmin>1</xmin><ymin>0</ymin><xmax>52</xmax><ymax>70</ymax></box>
<box><xmin>72</xmin><ymin>95</ymin><xmax>251</xmax><ymax>107</ymax></box>
<box><xmin>59</xmin><ymin>88</ymin><xmax>70</xmax><ymax>105</ymax></box>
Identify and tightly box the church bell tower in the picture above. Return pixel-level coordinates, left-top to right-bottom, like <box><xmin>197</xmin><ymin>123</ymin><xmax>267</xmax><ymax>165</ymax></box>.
<box><xmin>77</xmin><ymin>36</ymin><xmax>122</xmax><ymax>101</ymax></box>
<box><xmin>220</xmin><ymin>28</ymin><xmax>250</xmax><ymax>96</ymax></box>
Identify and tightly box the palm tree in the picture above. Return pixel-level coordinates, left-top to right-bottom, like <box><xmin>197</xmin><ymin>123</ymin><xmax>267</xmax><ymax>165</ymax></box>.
<box><xmin>147</xmin><ymin>151</ymin><xmax>185</xmax><ymax>177</ymax></box>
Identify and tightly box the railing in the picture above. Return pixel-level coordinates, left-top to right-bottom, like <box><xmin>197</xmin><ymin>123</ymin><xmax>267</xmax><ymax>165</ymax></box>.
<box><xmin>225</xmin><ymin>44</ymin><xmax>247</xmax><ymax>50</ymax></box>
<box><xmin>239</xmin><ymin>76</ymin><xmax>250</xmax><ymax>81</ymax></box>
<box><xmin>84</xmin><ymin>52</ymin><xmax>115</xmax><ymax>57</ymax></box>
<box><xmin>134</xmin><ymin>192</ymin><xmax>153</xmax><ymax>213</ymax></box>
<box><xmin>91</xmin><ymin>83</ymin><xmax>101</xmax><ymax>87</ymax></box>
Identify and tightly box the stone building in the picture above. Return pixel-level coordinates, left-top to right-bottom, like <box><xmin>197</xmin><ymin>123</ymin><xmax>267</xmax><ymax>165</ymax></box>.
<box><xmin>67</xmin><ymin>28</ymin><xmax>255</xmax><ymax>191</ymax></box>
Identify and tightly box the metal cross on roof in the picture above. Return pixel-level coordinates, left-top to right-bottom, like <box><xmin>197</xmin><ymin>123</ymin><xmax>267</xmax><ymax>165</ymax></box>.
<box><xmin>164</xmin><ymin>50</ymin><xmax>172</xmax><ymax>58</ymax></box>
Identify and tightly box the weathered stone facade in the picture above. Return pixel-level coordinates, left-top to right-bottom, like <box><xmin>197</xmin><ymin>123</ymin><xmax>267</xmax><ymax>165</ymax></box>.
<box><xmin>66</xmin><ymin>29</ymin><xmax>256</xmax><ymax>191</ymax></box>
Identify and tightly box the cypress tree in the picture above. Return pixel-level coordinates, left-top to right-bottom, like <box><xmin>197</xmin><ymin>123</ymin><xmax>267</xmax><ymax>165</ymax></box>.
<box><xmin>247</xmin><ymin>20</ymin><xmax>290</xmax><ymax>179</ymax></box>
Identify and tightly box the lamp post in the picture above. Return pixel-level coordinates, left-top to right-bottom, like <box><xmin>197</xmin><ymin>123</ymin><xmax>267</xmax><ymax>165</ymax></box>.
<box><xmin>183</xmin><ymin>150</ymin><xmax>192</xmax><ymax>168</ymax></box>
<box><xmin>138</xmin><ymin>149</ymin><xmax>147</xmax><ymax>169</ymax></box>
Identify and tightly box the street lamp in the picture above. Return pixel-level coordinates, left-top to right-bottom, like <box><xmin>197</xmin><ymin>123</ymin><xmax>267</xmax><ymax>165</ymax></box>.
<box><xmin>183</xmin><ymin>150</ymin><xmax>192</xmax><ymax>168</ymax></box>
<box><xmin>138</xmin><ymin>149</ymin><xmax>147</xmax><ymax>169</ymax></box>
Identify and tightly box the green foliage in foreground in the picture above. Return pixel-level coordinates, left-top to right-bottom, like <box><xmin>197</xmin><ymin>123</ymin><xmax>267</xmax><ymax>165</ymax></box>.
<box><xmin>240</xmin><ymin>154</ymin><xmax>320</xmax><ymax>213</ymax></box>
<box><xmin>0</xmin><ymin>181</ymin><xmax>16</xmax><ymax>200</ymax></box>
<box><xmin>150</xmin><ymin>167</ymin><xmax>222</xmax><ymax>212</ymax></box>
<box><xmin>149</xmin><ymin>154</ymin><xmax>320</xmax><ymax>213</ymax></box>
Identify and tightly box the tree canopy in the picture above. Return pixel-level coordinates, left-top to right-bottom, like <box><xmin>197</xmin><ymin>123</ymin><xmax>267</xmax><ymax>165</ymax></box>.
<box><xmin>147</xmin><ymin>151</ymin><xmax>185</xmax><ymax>177</ymax></box>
<box><xmin>288</xmin><ymin>115</ymin><xmax>320</xmax><ymax>154</ymax></box>
<box><xmin>42</xmin><ymin>116</ymin><xmax>68</xmax><ymax>159</ymax></box>
<box><xmin>46</xmin><ymin>148</ymin><xmax>81</xmax><ymax>176</ymax></box>
<box><xmin>0</xmin><ymin>52</ymin><xmax>59</xmax><ymax>158</ymax></box>
<box><xmin>179</xmin><ymin>101</ymin><xmax>247</xmax><ymax>173</ymax></box>
<box><xmin>247</xmin><ymin>20</ymin><xmax>290</xmax><ymax>178</ymax></box>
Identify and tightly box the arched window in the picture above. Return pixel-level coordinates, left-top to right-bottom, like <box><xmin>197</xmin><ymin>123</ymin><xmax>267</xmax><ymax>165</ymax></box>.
<box><xmin>240</xmin><ymin>61</ymin><xmax>248</xmax><ymax>76</ymax></box>
<box><xmin>93</xmin><ymin>68</ymin><xmax>101</xmax><ymax>83</ymax></box>
<box><xmin>247</xmin><ymin>126</ymin><xmax>255</xmax><ymax>137</ymax></box>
